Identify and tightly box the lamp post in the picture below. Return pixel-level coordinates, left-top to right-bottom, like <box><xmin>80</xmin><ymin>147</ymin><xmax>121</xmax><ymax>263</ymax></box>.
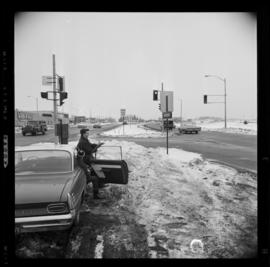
<box><xmin>27</xmin><ymin>96</ymin><xmax>39</xmax><ymax>118</ymax></box>
<box><xmin>204</xmin><ymin>74</ymin><xmax>227</xmax><ymax>128</ymax></box>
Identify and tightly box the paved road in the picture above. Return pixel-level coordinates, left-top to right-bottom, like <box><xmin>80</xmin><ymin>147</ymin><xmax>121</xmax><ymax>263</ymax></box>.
<box><xmin>15</xmin><ymin>124</ymin><xmax>257</xmax><ymax>173</ymax></box>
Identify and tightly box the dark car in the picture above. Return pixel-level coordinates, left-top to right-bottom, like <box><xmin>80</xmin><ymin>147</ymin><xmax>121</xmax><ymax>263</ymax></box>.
<box><xmin>93</xmin><ymin>124</ymin><xmax>102</xmax><ymax>128</ymax></box>
<box><xmin>22</xmin><ymin>120</ymin><xmax>46</xmax><ymax>136</ymax></box>
<box><xmin>15</xmin><ymin>143</ymin><xmax>128</xmax><ymax>234</ymax></box>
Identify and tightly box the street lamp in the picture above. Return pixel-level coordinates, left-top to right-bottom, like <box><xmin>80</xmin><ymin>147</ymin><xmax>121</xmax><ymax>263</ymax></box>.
<box><xmin>27</xmin><ymin>96</ymin><xmax>39</xmax><ymax>117</ymax></box>
<box><xmin>204</xmin><ymin>74</ymin><xmax>227</xmax><ymax>128</ymax></box>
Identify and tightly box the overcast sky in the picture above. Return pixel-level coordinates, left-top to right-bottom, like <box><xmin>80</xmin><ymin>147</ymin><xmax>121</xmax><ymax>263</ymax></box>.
<box><xmin>15</xmin><ymin>12</ymin><xmax>257</xmax><ymax>120</ymax></box>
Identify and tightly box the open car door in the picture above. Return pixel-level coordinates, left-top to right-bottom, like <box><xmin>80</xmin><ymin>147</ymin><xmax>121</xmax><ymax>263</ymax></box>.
<box><xmin>90</xmin><ymin>159</ymin><xmax>129</xmax><ymax>184</ymax></box>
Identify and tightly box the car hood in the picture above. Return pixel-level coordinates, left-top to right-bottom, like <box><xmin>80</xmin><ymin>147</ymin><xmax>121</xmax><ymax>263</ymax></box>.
<box><xmin>15</xmin><ymin>173</ymin><xmax>73</xmax><ymax>204</ymax></box>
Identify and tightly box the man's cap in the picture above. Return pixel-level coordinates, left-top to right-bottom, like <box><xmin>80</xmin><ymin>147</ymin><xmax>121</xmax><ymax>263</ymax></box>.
<box><xmin>80</xmin><ymin>128</ymin><xmax>90</xmax><ymax>135</ymax></box>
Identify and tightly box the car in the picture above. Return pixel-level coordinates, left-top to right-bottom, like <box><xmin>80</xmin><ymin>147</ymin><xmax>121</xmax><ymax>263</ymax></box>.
<box><xmin>15</xmin><ymin>143</ymin><xmax>129</xmax><ymax>234</ymax></box>
<box><xmin>22</xmin><ymin>120</ymin><xmax>46</xmax><ymax>136</ymax></box>
<box><xmin>93</xmin><ymin>124</ymin><xmax>102</xmax><ymax>128</ymax></box>
<box><xmin>178</xmin><ymin>122</ymin><xmax>201</xmax><ymax>134</ymax></box>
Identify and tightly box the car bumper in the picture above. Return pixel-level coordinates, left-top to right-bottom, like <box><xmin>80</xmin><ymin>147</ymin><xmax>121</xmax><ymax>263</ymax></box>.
<box><xmin>15</xmin><ymin>210</ymin><xmax>76</xmax><ymax>233</ymax></box>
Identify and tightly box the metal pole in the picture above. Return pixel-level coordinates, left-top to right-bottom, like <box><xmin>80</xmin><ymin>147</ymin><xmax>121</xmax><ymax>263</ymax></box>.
<box><xmin>53</xmin><ymin>54</ymin><xmax>58</xmax><ymax>144</ymax></box>
<box><xmin>162</xmin><ymin>82</ymin><xmax>163</xmax><ymax>91</ymax></box>
<box><xmin>224</xmin><ymin>78</ymin><xmax>227</xmax><ymax>129</ymax></box>
<box><xmin>166</xmin><ymin>118</ymin><xmax>169</xmax><ymax>155</ymax></box>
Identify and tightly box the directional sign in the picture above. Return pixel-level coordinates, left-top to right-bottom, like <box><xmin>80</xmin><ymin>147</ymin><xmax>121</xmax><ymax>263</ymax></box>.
<box><xmin>160</xmin><ymin>91</ymin><xmax>173</xmax><ymax>112</ymax></box>
<box><xmin>162</xmin><ymin>112</ymin><xmax>172</xmax><ymax>119</ymax></box>
<box><xmin>42</xmin><ymin>76</ymin><xmax>54</xmax><ymax>86</ymax></box>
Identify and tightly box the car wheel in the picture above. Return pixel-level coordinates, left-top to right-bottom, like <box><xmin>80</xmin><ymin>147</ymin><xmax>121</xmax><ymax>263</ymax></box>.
<box><xmin>22</xmin><ymin>132</ymin><xmax>25</xmax><ymax>136</ymax></box>
<box><xmin>32</xmin><ymin>131</ymin><xmax>36</xmax><ymax>136</ymax></box>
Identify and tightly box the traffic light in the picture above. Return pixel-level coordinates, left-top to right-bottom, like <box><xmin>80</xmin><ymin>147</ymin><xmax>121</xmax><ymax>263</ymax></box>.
<box><xmin>203</xmin><ymin>95</ymin><xmax>207</xmax><ymax>104</ymax></box>
<box><xmin>153</xmin><ymin>90</ymin><xmax>158</xmax><ymax>101</ymax></box>
<box><xmin>58</xmin><ymin>76</ymin><xmax>64</xmax><ymax>92</ymax></box>
<box><xmin>158</xmin><ymin>103</ymin><xmax>161</xmax><ymax>110</ymax></box>
<box><xmin>41</xmin><ymin>92</ymin><xmax>48</xmax><ymax>99</ymax></box>
<box><xmin>59</xmin><ymin>92</ymin><xmax>68</xmax><ymax>106</ymax></box>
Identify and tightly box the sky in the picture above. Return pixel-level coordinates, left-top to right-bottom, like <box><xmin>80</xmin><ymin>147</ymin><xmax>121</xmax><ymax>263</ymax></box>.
<box><xmin>15</xmin><ymin>12</ymin><xmax>257</xmax><ymax>120</ymax></box>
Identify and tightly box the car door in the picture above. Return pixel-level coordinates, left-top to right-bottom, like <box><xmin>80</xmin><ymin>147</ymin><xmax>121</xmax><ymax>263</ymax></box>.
<box><xmin>90</xmin><ymin>159</ymin><xmax>128</xmax><ymax>184</ymax></box>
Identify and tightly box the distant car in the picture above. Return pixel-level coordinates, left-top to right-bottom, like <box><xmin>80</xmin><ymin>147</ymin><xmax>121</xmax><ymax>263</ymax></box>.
<box><xmin>93</xmin><ymin>124</ymin><xmax>102</xmax><ymax>128</ymax></box>
<box><xmin>15</xmin><ymin>144</ymin><xmax>129</xmax><ymax>234</ymax></box>
<box><xmin>123</xmin><ymin>121</ymin><xmax>128</xmax><ymax>125</ymax></box>
<box><xmin>22</xmin><ymin>120</ymin><xmax>46</xmax><ymax>136</ymax></box>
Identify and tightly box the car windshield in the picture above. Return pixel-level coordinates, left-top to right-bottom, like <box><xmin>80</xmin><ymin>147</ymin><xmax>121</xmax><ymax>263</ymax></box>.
<box><xmin>15</xmin><ymin>150</ymin><xmax>72</xmax><ymax>174</ymax></box>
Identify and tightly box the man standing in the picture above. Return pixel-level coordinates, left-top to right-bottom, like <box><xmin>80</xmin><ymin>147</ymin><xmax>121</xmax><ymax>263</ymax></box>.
<box><xmin>77</xmin><ymin>128</ymin><xmax>104</xmax><ymax>199</ymax></box>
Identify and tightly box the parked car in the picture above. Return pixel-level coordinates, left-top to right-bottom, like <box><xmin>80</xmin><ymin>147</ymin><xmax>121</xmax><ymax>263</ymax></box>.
<box><xmin>22</xmin><ymin>120</ymin><xmax>46</xmax><ymax>136</ymax></box>
<box><xmin>93</xmin><ymin>124</ymin><xmax>102</xmax><ymax>128</ymax></box>
<box><xmin>15</xmin><ymin>143</ymin><xmax>129</xmax><ymax>234</ymax></box>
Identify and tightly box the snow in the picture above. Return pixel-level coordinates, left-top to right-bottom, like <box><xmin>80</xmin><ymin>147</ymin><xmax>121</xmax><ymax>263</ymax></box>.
<box><xmin>193</xmin><ymin>119</ymin><xmax>257</xmax><ymax>135</ymax></box>
<box><xmin>102</xmin><ymin>124</ymin><xmax>166</xmax><ymax>138</ymax></box>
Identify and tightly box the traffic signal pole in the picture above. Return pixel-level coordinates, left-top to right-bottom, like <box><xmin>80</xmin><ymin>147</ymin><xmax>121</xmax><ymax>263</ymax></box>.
<box><xmin>53</xmin><ymin>54</ymin><xmax>58</xmax><ymax>144</ymax></box>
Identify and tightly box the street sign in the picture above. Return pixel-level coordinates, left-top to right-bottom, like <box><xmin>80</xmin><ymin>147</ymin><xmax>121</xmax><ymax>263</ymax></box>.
<box><xmin>160</xmin><ymin>91</ymin><xmax>173</xmax><ymax>112</ymax></box>
<box><xmin>42</xmin><ymin>76</ymin><xmax>54</xmax><ymax>85</ymax></box>
<box><xmin>162</xmin><ymin>112</ymin><xmax>172</xmax><ymax>119</ymax></box>
<box><xmin>120</xmin><ymin>109</ymin><xmax>126</xmax><ymax>116</ymax></box>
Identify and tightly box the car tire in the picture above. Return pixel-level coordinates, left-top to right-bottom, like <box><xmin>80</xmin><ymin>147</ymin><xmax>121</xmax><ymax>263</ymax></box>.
<box><xmin>32</xmin><ymin>131</ymin><xmax>36</xmax><ymax>136</ymax></box>
<box><xmin>22</xmin><ymin>132</ymin><xmax>25</xmax><ymax>136</ymax></box>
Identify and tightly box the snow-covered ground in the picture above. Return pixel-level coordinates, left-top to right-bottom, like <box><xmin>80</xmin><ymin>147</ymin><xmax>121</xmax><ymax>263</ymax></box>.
<box><xmin>102</xmin><ymin>124</ymin><xmax>166</xmax><ymax>138</ymax></box>
<box><xmin>193</xmin><ymin>119</ymin><xmax>257</xmax><ymax>135</ymax></box>
<box><xmin>91</xmin><ymin>139</ymin><xmax>257</xmax><ymax>258</ymax></box>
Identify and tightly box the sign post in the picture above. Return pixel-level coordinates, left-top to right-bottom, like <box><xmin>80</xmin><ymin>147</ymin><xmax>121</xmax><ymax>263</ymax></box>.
<box><xmin>160</xmin><ymin>91</ymin><xmax>174</xmax><ymax>155</ymax></box>
<box><xmin>120</xmin><ymin>109</ymin><xmax>126</xmax><ymax>135</ymax></box>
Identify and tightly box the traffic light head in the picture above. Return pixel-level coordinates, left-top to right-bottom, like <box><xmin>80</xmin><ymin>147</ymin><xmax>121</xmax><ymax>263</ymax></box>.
<box><xmin>203</xmin><ymin>95</ymin><xmax>207</xmax><ymax>104</ymax></box>
<box><xmin>153</xmin><ymin>90</ymin><xmax>158</xmax><ymax>101</ymax></box>
<box><xmin>41</xmin><ymin>92</ymin><xmax>48</xmax><ymax>99</ymax></box>
<box><xmin>59</xmin><ymin>77</ymin><xmax>64</xmax><ymax>92</ymax></box>
<box><xmin>60</xmin><ymin>92</ymin><xmax>68</xmax><ymax>106</ymax></box>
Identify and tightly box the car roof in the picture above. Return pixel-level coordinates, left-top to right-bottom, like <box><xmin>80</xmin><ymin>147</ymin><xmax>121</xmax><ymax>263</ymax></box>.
<box><xmin>15</xmin><ymin>143</ymin><xmax>76</xmax><ymax>154</ymax></box>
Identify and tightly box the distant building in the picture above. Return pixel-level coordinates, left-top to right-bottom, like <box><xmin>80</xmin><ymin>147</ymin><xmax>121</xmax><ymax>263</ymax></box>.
<box><xmin>15</xmin><ymin>109</ymin><xmax>69</xmax><ymax>127</ymax></box>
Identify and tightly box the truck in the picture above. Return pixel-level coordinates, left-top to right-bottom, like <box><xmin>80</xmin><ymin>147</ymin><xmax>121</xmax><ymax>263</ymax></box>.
<box><xmin>178</xmin><ymin>122</ymin><xmax>201</xmax><ymax>134</ymax></box>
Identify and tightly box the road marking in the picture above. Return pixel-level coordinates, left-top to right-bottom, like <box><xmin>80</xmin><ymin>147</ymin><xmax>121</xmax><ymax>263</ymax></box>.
<box><xmin>94</xmin><ymin>235</ymin><xmax>104</xmax><ymax>258</ymax></box>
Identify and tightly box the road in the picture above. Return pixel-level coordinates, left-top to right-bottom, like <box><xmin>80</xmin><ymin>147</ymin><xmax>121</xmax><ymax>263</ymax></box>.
<box><xmin>15</xmin><ymin>124</ymin><xmax>257</xmax><ymax>173</ymax></box>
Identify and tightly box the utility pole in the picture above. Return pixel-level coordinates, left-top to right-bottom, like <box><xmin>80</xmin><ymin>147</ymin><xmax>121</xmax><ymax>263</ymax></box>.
<box><xmin>53</xmin><ymin>54</ymin><xmax>58</xmax><ymax>144</ymax></box>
